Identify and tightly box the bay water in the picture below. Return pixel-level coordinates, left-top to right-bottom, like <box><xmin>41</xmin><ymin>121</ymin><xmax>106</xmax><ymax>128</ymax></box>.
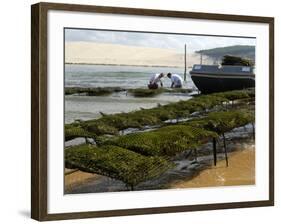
<box><xmin>65</xmin><ymin>64</ymin><xmax>196</xmax><ymax>123</ymax></box>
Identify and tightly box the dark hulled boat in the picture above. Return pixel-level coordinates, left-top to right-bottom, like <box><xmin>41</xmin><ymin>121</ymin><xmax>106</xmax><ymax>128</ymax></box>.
<box><xmin>190</xmin><ymin>55</ymin><xmax>255</xmax><ymax>94</ymax></box>
<box><xmin>190</xmin><ymin>64</ymin><xmax>255</xmax><ymax>94</ymax></box>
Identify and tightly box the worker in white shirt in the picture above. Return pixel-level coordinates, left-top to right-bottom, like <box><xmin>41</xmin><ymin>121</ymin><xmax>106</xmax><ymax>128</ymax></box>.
<box><xmin>167</xmin><ymin>73</ymin><xmax>183</xmax><ymax>88</ymax></box>
<box><xmin>148</xmin><ymin>73</ymin><xmax>164</xmax><ymax>89</ymax></box>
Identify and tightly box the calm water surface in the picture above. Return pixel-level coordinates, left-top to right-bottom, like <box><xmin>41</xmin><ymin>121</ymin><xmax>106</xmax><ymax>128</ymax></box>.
<box><xmin>65</xmin><ymin>64</ymin><xmax>196</xmax><ymax>123</ymax></box>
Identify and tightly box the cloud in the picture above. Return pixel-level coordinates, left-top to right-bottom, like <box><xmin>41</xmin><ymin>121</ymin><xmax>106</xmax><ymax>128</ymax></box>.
<box><xmin>65</xmin><ymin>28</ymin><xmax>255</xmax><ymax>52</ymax></box>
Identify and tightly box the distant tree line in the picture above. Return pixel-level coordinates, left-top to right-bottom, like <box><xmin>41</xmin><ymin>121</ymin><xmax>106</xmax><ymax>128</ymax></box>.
<box><xmin>196</xmin><ymin>45</ymin><xmax>255</xmax><ymax>65</ymax></box>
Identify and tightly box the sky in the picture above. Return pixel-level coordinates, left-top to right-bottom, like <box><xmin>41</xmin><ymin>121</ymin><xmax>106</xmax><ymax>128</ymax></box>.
<box><xmin>65</xmin><ymin>28</ymin><xmax>256</xmax><ymax>53</ymax></box>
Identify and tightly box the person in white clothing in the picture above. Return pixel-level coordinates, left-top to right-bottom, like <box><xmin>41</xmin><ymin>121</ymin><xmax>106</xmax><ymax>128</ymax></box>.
<box><xmin>148</xmin><ymin>73</ymin><xmax>164</xmax><ymax>89</ymax></box>
<box><xmin>167</xmin><ymin>73</ymin><xmax>183</xmax><ymax>88</ymax></box>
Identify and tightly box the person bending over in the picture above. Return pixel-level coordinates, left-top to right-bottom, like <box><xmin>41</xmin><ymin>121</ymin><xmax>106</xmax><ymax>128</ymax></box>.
<box><xmin>167</xmin><ymin>73</ymin><xmax>183</xmax><ymax>88</ymax></box>
<box><xmin>148</xmin><ymin>73</ymin><xmax>164</xmax><ymax>89</ymax></box>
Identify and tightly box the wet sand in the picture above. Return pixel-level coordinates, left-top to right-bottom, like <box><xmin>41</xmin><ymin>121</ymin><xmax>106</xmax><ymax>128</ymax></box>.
<box><xmin>170</xmin><ymin>146</ymin><xmax>255</xmax><ymax>189</ymax></box>
<box><xmin>65</xmin><ymin>143</ymin><xmax>255</xmax><ymax>194</ymax></box>
<box><xmin>65</xmin><ymin>171</ymin><xmax>99</xmax><ymax>193</ymax></box>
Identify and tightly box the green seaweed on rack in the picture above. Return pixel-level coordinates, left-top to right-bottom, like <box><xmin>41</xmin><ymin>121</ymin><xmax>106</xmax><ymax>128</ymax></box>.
<box><xmin>186</xmin><ymin>109</ymin><xmax>255</xmax><ymax>134</ymax></box>
<box><xmin>99</xmin><ymin>109</ymin><xmax>254</xmax><ymax>157</ymax></box>
<box><xmin>128</xmin><ymin>88</ymin><xmax>195</xmax><ymax>97</ymax></box>
<box><xmin>128</xmin><ymin>88</ymin><xmax>164</xmax><ymax>97</ymax></box>
<box><xmin>65</xmin><ymin>89</ymin><xmax>255</xmax><ymax>141</ymax></box>
<box><xmin>104</xmin><ymin>125</ymin><xmax>218</xmax><ymax>156</ymax></box>
<box><xmin>65</xmin><ymin>87</ymin><xmax>194</xmax><ymax>97</ymax></box>
<box><xmin>65</xmin><ymin>124</ymin><xmax>93</xmax><ymax>141</ymax></box>
<box><xmin>65</xmin><ymin>144</ymin><xmax>174</xmax><ymax>190</ymax></box>
<box><xmin>212</xmin><ymin>88</ymin><xmax>255</xmax><ymax>101</ymax></box>
<box><xmin>65</xmin><ymin>109</ymin><xmax>255</xmax><ymax>189</ymax></box>
<box><xmin>65</xmin><ymin>87</ymin><xmax>126</xmax><ymax>96</ymax></box>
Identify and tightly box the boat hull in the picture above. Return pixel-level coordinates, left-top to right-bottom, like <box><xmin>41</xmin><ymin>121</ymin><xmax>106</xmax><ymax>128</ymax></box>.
<box><xmin>190</xmin><ymin>73</ymin><xmax>255</xmax><ymax>94</ymax></box>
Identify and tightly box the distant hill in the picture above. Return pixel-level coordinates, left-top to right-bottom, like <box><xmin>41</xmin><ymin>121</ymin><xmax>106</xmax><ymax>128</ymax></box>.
<box><xmin>196</xmin><ymin>45</ymin><xmax>255</xmax><ymax>64</ymax></box>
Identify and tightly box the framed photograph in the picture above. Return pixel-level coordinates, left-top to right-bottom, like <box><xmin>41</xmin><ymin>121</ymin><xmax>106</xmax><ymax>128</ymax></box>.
<box><xmin>31</xmin><ymin>2</ymin><xmax>274</xmax><ymax>221</ymax></box>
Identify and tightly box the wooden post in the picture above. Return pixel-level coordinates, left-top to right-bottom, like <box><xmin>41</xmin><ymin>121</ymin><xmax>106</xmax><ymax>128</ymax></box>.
<box><xmin>85</xmin><ymin>137</ymin><xmax>89</xmax><ymax>144</ymax></box>
<box><xmin>194</xmin><ymin>148</ymin><xmax>198</xmax><ymax>162</ymax></box>
<box><xmin>222</xmin><ymin>133</ymin><xmax>229</xmax><ymax>167</ymax></box>
<box><xmin>252</xmin><ymin>122</ymin><xmax>255</xmax><ymax>139</ymax></box>
<box><xmin>184</xmin><ymin>44</ymin><xmax>187</xmax><ymax>81</ymax></box>
<box><xmin>200</xmin><ymin>52</ymin><xmax>203</xmax><ymax>64</ymax></box>
<box><xmin>212</xmin><ymin>138</ymin><xmax>217</xmax><ymax>166</ymax></box>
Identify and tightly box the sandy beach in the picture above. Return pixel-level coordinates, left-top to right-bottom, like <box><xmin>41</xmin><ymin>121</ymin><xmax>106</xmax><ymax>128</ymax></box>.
<box><xmin>170</xmin><ymin>146</ymin><xmax>255</xmax><ymax>189</ymax></box>
<box><xmin>65</xmin><ymin>42</ymin><xmax>212</xmax><ymax>67</ymax></box>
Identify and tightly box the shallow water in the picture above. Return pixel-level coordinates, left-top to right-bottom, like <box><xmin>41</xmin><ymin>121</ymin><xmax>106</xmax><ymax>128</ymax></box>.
<box><xmin>65</xmin><ymin>64</ymin><xmax>196</xmax><ymax>123</ymax></box>
<box><xmin>65</xmin><ymin>64</ymin><xmax>193</xmax><ymax>88</ymax></box>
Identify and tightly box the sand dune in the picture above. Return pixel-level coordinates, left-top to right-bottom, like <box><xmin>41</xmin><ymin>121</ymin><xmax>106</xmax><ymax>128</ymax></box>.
<box><xmin>65</xmin><ymin>42</ymin><xmax>212</xmax><ymax>67</ymax></box>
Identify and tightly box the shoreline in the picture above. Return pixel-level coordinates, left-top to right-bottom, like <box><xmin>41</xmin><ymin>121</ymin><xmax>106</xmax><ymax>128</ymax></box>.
<box><xmin>65</xmin><ymin>62</ymin><xmax>188</xmax><ymax>69</ymax></box>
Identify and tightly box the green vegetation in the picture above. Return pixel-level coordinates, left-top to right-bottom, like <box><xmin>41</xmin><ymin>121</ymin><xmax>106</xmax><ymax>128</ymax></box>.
<box><xmin>65</xmin><ymin>124</ymin><xmax>93</xmax><ymax>141</ymax></box>
<box><xmin>65</xmin><ymin>87</ymin><xmax>125</xmax><ymax>96</ymax></box>
<box><xmin>65</xmin><ymin>89</ymin><xmax>255</xmax><ymax>141</ymax></box>
<box><xmin>128</xmin><ymin>88</ymin><xmax>193</xmax><ymax>97</ymax></box>
<box><xmin>64</xmin><ymin>70</ymin><xmax>256</xmax><ymax>190</ymax></box>
<box><xmin>101</xmin><ymin>110</ymin><xmax>254</xmax><ymax>158</ymax></box>
<box><xmin>65</xmin><ymin>87</ymin><xmax>194</xmax><ymax>97</ymax></box>
<box><xmin>128</xmin><ymin>88</ymin><xmax>164</xmax><ymax>97</ymax></box>
<box><xmin>65</xmin><ymin>144</ymin><xmax>173</xmax><ymax>190</ymax></box>
<box><xmin>186</xmin><ymin>109</ymin><xmax>254</xmax><ymax>166</ymax></box>
<box><xmin>105</xmin><ymin>125</ymin><xmax>217</xmax><ymax>156</ymax></box>
<box><xmin>212</xmin><ymin>89</ymin><xmax>254</xmax><ymax>101</ymax></box>
<box><xmin>221</xmin><ymin>55</ymin><xmax>254</xmax><ymax>66</ymax></box>
<box><xmin>187</xmin><ymin>110</ymin><xmax>254</xmax><ymax>134</ymax></box>
<box><xmin>65</xmin><ymin>108</ymin><xmax>255</xmax><ymax>189</ymax></box>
